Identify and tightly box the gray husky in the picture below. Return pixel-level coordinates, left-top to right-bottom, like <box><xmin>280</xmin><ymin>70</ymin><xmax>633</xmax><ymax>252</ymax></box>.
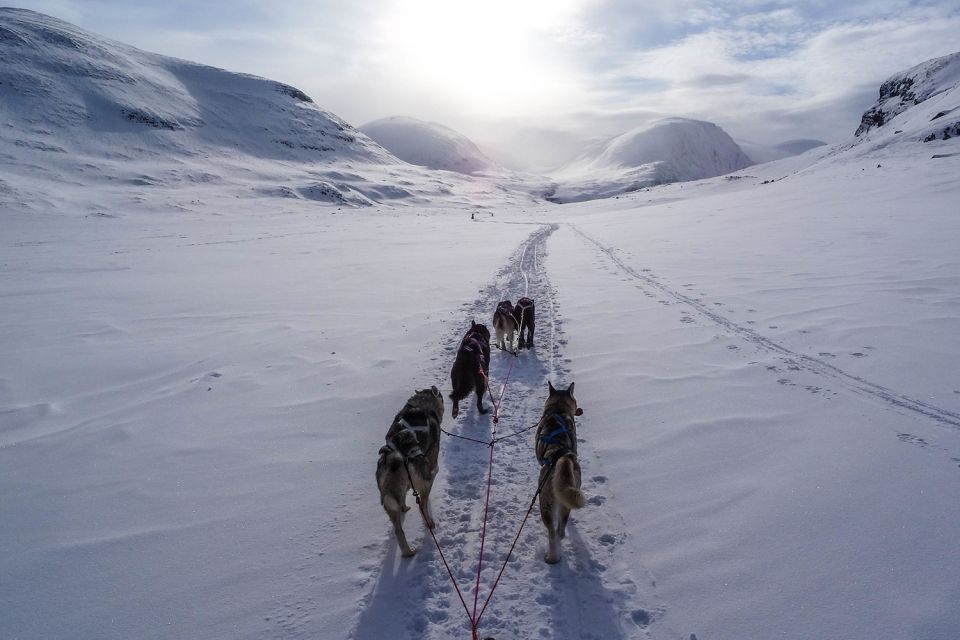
<box><xmin>535</xmin><ymin>382</ymin><xmax>585</xmax><ymax>564</ymax></box>
<box><xmin>492</xmin><ymin>300</ymin><xmax>518</xmax><ymax>351</ymax></box>
<box><xmin>376</xmin><ymin>386</ymin><xmax>444</xmax><ymax>557</ymax></box>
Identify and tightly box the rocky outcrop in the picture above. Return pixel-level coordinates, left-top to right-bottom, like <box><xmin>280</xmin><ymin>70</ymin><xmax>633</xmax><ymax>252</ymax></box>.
<box><xmin>855</xmin><ymin>52</ymin><xmax>960</xmax><ymax>137</ymax></box>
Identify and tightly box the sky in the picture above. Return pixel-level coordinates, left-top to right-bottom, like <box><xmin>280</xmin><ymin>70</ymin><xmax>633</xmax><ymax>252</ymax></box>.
<box><xmin>8</xmin><ymin>0</ymin><xmax>960</xmax><ymax>168</ymax></box>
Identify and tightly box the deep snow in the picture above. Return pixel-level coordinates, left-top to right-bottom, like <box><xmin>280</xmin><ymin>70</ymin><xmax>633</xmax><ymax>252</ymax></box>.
<box><xmin>3</xmin><ymin>9</ymin><xmax>960</xmax><ymax>640</ymax></box>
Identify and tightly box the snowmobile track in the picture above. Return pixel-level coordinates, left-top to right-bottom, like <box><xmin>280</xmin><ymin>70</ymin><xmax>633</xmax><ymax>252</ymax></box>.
<box><xmin>570</xmin><ymin>224</ymin><xmax>960</xmax><ymax>431</ymax></box>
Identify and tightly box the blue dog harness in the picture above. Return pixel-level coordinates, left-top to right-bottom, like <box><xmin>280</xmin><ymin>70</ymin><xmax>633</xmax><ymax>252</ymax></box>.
<box><xmin>537</xmin><ymin>413</ymin><xmax>575</xmax><ymax>466</ymax></box>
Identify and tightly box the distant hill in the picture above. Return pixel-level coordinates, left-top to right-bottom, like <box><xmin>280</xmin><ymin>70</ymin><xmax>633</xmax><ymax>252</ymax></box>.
<box><xmin>359</xmin><ymin>116</ymin><xmax>494</xmax><ymax>174</ymax></box>
<box><xmin>549</xmin><ymin>118</ymin><xmax>753</xmax><ymax>203</ymax></box>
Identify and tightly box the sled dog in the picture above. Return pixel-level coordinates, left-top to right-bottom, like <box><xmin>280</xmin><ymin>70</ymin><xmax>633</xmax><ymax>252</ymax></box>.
<box><xmin>376</xmin><ymin>386</ymin><xmax>444</xmax><ymax>557</ymax></box>
<box><xmin>514</xmin><ymin>297</ymin><xmax>535</xmax><ymax>349</ymax></box>
<box><xmin>450</xmin><ymin>321</ymin><xmax>491</xmax><ymax>418</ymax></box>
<box><xmin>536</xmin><ymin>381</ymin><xmax>585</xmax><ymax>564</ymax></box>
<box><xmin>492</xmin><ymin>300</ymin><xmax>518</xmax><ymax>351</ymax></box>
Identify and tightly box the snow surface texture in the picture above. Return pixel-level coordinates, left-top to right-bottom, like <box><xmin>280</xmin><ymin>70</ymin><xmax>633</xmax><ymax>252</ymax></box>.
<box><xmin>3</xmin><ymin>9</ymin><xmax>960</xmax><ymax>640</ymax></box>
<box><xmin>359</xmin><ymin>116</ymin><xmax>495</xmax><ymax>174</ymax></box>
<box><xmin>549</xmin><ymin>118</ymin><xmax>754</xmax><ymax>203</ymax></box>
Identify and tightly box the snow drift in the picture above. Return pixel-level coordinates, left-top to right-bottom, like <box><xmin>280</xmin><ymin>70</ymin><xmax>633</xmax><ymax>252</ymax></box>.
<box><xmin>548</xmin><ymin>117</ymin><xmax>753</xmax><ymax>203</ymax></box>
<box><xmin>359</xmin><ymin>116</ymin><xmax>495</xmax><ymax>174</ymax></box>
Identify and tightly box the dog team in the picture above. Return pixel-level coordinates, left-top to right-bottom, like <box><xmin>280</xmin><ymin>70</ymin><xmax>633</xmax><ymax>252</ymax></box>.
<box><xmin>375</xmin><ymin>296</ymin><xmax>586</xmax><ymax>564</ymax></box>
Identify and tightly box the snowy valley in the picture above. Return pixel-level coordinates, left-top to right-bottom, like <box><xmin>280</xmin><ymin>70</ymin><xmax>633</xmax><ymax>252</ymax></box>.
<box><xmin>2</xmin><ymin>8</ymin><xmax>960</xmax><ymax>640</ymax></box>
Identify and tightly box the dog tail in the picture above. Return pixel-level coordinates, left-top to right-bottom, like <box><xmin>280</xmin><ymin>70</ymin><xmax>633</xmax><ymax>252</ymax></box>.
<box><xmin>377</xmin><ymin>446</ymin><xmax>405</xmax><ymax>473</ymax></box>
<box><xmin>552</xmin><ymin>454</ymin><xmax>586</xmax><ymax>510</ymax></box>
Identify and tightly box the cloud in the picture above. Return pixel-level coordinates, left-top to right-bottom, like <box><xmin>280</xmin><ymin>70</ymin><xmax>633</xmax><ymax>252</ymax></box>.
<box><xmin>566</xmin><ymin>3</ymin><xmax>960</xmax><ymax>143</ymax></box>
<box><xmin>7</xmin><ymin>0</ymin><xmax>960</xmax><ymax>163</ymax></box>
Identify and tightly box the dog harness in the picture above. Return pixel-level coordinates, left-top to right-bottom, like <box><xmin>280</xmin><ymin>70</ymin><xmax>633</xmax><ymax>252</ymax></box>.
<box><xmin>461</xmin><ymin>332</ymin><xmax>488</xmax><ymax>369</ymax></box>
<box><xmin>537</xmin><ymin>413</ymin><xmax>575</xmax><ymax>466</ymax></box>
<box><xmin>383</xmin><ymin>417</ymin><xmax>433</xmax><ymax>460</ymax></box>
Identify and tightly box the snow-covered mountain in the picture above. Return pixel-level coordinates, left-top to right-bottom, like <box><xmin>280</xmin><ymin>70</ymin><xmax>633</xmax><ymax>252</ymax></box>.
<box><xmin>548</xmin><ymin>117</ymin><xmax>753</xmax><ymax>203</ymax></box>
<box><xmin>359</xmin><ymin>116</ymin><xmax>495</xmax><ymax>174</ymax></box>
<box><xmin>0</xmin><ymin>8</ymin><xmax>555</xmax><ymax>210</ymax></box>
<box><xmin>0</xmin><ymin>8</ymin><xmax>390</xmax><ymax>163</ymax></box>
<box><xmin>855</xmin><ymin>51</ymin><xmax>960</xmax><ymax>142</ymax></box>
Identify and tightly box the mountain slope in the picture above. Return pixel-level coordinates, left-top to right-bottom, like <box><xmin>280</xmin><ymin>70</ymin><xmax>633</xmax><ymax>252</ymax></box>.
<box><xmin>0</xmin><ymin>9</ymin><xmax>560</xmax><ymax>210</ymax></box>
<box><xmin>359</xmin><ymin>116</ymin><xmax>495</xmax><ymax>174</ymax></box>
<box><xmin>549</xmin><ymin>118</ymin><xmax>753</xmax><ymax>203</ymax></box>
<box><xmin>0</xmin><ymin>8</ymin><xmax>391</xmax><ymax>163</ymax></box>
<box><xmin>855</xmin><ymin>51</ymin><xmax>960</xmax><ymax>141</ymax></box>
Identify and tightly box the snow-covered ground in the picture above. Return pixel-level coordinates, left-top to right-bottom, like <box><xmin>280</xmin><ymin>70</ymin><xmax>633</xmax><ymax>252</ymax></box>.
<box><xmin>3</xmin><ymin>8</ymin><xmax>960</xmax><ymax>640</ymax></box>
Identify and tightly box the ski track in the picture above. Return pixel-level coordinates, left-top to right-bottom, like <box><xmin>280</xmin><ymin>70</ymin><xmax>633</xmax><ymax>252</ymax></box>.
<box><xmin>569</xmin><ymin>224</ymin><xmax>960</xmax><ymax>431</ymax></box>
<box><xmin>350</xmin><ymin>224</ymin><xmax>655</xmax><ymax>640</ymax></box>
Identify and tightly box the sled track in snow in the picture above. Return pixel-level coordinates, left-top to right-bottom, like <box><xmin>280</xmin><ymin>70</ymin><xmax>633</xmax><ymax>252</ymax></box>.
<box><xmin>571</xmin><ymin>224</ymin><xmax>960</xmax><ymax>431</ymax></box>
<box><xmin>352</xmin><ymin>224</ymin><xmax>655</xmax><ymax>640</ymax></box>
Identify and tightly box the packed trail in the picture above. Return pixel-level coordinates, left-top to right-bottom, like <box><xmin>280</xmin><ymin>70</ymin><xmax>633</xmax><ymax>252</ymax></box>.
<box><xmin>351</xmin><ymin>224</ymin><xmax>657</xmax><ymax>640</ymax></box>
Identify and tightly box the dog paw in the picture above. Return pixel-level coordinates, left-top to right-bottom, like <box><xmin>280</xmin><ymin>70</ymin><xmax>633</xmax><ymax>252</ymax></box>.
<box><xmin>426</xmin><ymin>518</ymin><xmax>436</xmax><ymax>530</ymax></box>
<box><xmin>452</xmin><ymin>406</ymin><xmax>459</xmax><ymax>418</ymax></box>
<box><xmin>402</xmin><ymin>546</ymin><xmax>417</xmax><ymax>558</ymax></box>
<box><xmin>478</xmin><ymin>406</ymin><xmax>489</xmax><ymax>415</ymax></box>
<box><xmin>544</xmin><ymin>554</ymin><xmax>560</xmax><ymax>564</ymax></box>
<box><xmin>401</xmin><ymin>504</ymin><xmax>410</xmax><ymax>512</ymax></box>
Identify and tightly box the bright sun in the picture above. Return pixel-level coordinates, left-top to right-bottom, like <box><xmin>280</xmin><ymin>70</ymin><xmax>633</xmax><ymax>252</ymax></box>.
<box><xmin>376</xmin><ymin>0</ymin><xmax>587</xmax><ymax>117</ymax></box>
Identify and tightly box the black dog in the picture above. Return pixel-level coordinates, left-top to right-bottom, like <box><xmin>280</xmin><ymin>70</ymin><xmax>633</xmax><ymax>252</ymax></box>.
<box><xmin>450</xmin><ymin>321</ymin><xmax>491</xmax><ymax>418</ymax></box>
<box><xmin>514</xmin><ymin>297</ymin><xmax>535</xmax><ymax>349</ymax></box>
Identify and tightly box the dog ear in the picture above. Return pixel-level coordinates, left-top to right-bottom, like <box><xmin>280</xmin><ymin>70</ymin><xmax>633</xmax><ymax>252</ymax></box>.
<box><xmin>471</xmin><ymin>320</ymin><xmax>477</xmax><ymax>328</ymax></box>
<box><xmin>548</xmin><ymin>381</ymin><xmax>556</xmax><ymax>395</ymax></box>
<box><xmin>567</xmin><ymin>382</ymin><xmax>575</xmax><ymax>396</ymax></box>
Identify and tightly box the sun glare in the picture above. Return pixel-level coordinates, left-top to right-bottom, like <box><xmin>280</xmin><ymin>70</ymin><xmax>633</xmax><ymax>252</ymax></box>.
<box><xmin>376</xmin><ymin>0</ymin><xmax>586</xmax><ymax>117</ymax></box>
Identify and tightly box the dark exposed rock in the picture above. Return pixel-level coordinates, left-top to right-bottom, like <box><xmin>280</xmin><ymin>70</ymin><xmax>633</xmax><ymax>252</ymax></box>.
<box><xmin>855</xmin><ymin>52</ymin><xmax>960</xmax><ymax>137</ymax></box>
<box><xmin>120</xmin><ymin>108</ymin><xmax>184</xmax><ymax>130</ymax></box>
<box><xmin>922</xmin><ymin>122</ymin><xmax>960</xmax><ymax>142</ymax></box>
<box><xmin>274</xmin><ymin>83</ymin><xmax>313</xmax><ymax>103</ymax></box>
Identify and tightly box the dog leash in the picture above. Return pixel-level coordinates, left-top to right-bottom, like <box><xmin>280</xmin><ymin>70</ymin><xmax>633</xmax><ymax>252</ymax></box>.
<box><xmin>471</xmin><ymin>417</ymin><xmax>497</xmax><ymax>624</ymax></box>
<box><xmin>402</xmin><ymin>460</ymin><xmax>473</xmax><ymax>622</ymax></box>
<box><xmin>475</xmin><ymin>455</ymin><xmax>558</xmax><ymax>628</ymax></box>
